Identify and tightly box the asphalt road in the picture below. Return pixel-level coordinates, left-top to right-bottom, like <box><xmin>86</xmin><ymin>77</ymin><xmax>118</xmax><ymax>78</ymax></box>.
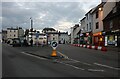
<box><xmin>2</xmin><ymin>43</ymin><xmax>120</xmax><ymax>77</ymax></box>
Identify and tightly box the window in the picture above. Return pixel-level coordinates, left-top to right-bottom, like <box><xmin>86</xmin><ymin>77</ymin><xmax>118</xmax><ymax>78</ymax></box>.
<box><xmin>110</xmin><ymin>20</ymin><xmax>113</xmax><ymax>29</ymax></box>
<box><xmin>14</xmin><ymin>35</ymin><xmax>16</xmax><ymax>37</ymax></box>
<box><xmin>14</xmin><ymin>30</ymin><xmax>16</xmax><ymax>32</ymax></box>
<box><xmin>10</xmin><ymin>30</ymin><xmax>11</xmax><ymax>32</ymax></box>
<box><xmin>87</xmin><ymin>15</ymin><xmax>88</xmax><ymax>20</ymax></box>
<box><xmin>53</xmin><ymin>37</ymin><xmax>55</xmax><ymax>40</ymax></box>
<box><xmin>89</xmin><ymin>22</ymin><xmax>91</xmax><ymax>30</ymax></box>
<box><xmin>96</xmin><ymin>11</ymin><xmax>98</xmax><ymax>18</ymax></box>
<box><xmin>96</xmin><ymin>22</ymin><xmax>99</xmax><ymax>29</ymax></box>
<box><xmin>113</xmin><ymin>7</ymin><xmax>116</xmax><ymax>13</ymax></box>
<box><xmin>87</xmin><ymin>24</ymin><xmax>88</xmax><ymax>31</ymax></box>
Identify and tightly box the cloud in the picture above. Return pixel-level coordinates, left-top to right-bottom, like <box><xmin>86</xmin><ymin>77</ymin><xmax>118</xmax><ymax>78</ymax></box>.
<box><xmin>1</xmin><ymin>2</ymin><xmax>100</xmax><ymax>33</ymax></box>
<box><xmin>53</xmin><ymin>18</ymin><xmax>74</xmax><ymax>32</ymax></box>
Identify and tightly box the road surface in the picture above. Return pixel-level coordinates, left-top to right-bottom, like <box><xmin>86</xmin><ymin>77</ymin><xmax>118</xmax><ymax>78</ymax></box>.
<box><xmin>2</xmin><ymin>43</ymin><xmax>120</xmax><ymax>78</ymax></box>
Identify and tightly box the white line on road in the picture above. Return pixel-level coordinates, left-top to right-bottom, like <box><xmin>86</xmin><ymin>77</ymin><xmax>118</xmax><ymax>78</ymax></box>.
<box><xmin>57</xmin><ymin>51</ymin><xmax>91</xmax><ymax>66</ymax></box>
<box><xmin>57</xmin><ymin>51</ymin><xmax>69</xmax><ymax>59</ymax></box>
<box><xmin>88</xmin><ymin>69</ymin><xmax>104</xmax><ymax>72</ymax></box>
<box><xmin>94</xmin><ymin>63</ymin><xmax>120</xmax><ymax>70</ymax></box>
<box><xmin>69</xmin><ymin>59</ymin><xmax>92</xmax><ymax>66</ymax></box>
<box><xmin>21</xmin><ymin>52</ymin><xmax>47</xmax><ymax>60</ymax></box>
<box><xmin>57</xmin><ymin>60</ymin><xmax>85</xmax><ymax>70</ymax></box>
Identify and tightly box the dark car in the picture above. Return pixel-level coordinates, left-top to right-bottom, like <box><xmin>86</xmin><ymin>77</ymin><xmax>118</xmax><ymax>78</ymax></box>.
<box><xmin>12</xmin><ymin>38</ymin><xmax>22</xmax><ymax>47</ymax></box>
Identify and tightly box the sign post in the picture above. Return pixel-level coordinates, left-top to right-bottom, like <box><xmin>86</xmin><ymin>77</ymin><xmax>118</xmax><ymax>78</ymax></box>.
<box><xmin>51</xmin><ymin>41</ymin><xmax>58</xmax><ymax>57</ymax></box>
<box><xmin>35</xmin><ymin>32</ymin><xmax>39</xmax><ymax>46</ymax></box>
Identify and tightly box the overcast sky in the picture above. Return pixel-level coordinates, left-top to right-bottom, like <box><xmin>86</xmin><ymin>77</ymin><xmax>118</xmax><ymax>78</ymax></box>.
<box><xmin>1</xmin><ymin>0</ymin><xmax>101</xmax><ymax>33</ymax></box>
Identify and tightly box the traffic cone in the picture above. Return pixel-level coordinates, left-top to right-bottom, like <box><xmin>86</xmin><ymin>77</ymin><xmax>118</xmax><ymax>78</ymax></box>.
<box><xmin>51</xmin><ymin>49</ymin><xmax>57</xmax><ymax>57</ymax></box>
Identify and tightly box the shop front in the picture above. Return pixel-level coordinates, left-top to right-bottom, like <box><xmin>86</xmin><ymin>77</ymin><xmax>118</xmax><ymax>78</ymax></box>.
<box><xmin>93</xmin><ymin>32</ymin><xmax>104</xmax><ymax>46</ymax></box>
<box><xmin>79</xmin><ymin>32</ymin><xmax>92</xmax><ymax>45</ymax></box>
<box><xmin>85</xmin><ymin>32</ymin><xmax>92</xmax><ymax>45</ymax></box>
<box><xmin>104</xmin><ymin>29</ymin><xmax>120</xmax><ymax>47</ymax></box>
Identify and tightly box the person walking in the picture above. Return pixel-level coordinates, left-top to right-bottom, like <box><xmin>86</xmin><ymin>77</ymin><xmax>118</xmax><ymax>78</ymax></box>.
<box><xmin>30</xmin><ymin>39</ymin><xmax>33</xmax><ymax>47</ymax></box>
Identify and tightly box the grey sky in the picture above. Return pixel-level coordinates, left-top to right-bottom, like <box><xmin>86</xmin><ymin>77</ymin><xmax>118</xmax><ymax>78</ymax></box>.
<box><xmin>1</xmin><ymin>1</ymin><xmax>101</xmax><ymax>33</ymax></box>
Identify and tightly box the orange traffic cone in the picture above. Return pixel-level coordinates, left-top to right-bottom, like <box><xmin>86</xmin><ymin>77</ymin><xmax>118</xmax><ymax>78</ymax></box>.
<box><xmin>51</xmin><ymin>49</ymin><xmax>57</xmax><ymax>57</ymax></box>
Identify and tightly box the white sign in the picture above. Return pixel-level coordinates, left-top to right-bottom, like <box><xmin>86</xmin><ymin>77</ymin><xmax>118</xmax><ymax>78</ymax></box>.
<box><xmin>51</xmin><ymin>41</ymin><xmax>58</xmax><ymax>50</ymax></box>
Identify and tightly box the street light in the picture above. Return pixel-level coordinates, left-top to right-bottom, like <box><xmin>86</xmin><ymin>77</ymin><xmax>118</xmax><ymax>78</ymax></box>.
<box><xmin>30</xmin><ymin>17</ymin><xmax>33</xmax><ymax>39</ymax></box>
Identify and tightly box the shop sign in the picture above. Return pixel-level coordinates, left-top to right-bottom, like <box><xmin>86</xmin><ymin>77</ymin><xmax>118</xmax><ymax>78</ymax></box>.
<box><xmin>93</xmin><ymin>32</ymin><xmax>102</xmax><ymax>36</ymax></box>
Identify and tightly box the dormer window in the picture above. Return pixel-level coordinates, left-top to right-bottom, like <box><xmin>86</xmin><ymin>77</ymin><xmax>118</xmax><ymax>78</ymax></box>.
<box><xmin>113</xmin><ymin>7</ymin><xmax>116</xmax><ymax>13</ymax></box>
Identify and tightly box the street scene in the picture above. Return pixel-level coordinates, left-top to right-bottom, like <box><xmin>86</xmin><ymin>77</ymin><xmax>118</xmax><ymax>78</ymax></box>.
<box><xmin>1</xmin><ymin>0</ymin><xmax>120</xmax><ymax>78</ymax></box>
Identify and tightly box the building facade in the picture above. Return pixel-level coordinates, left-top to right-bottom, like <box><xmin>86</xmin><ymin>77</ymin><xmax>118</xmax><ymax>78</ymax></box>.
<box><xmin>42</xmin><ymin>28</ymin><xmax>59</xmax><ymax>43</ymax></box>
<box><xmin>59</xmin><ymin>32</ymin><xmax>69</xmax><ymax>44</ymax></box>
<box><xmin>92</xmin><ymin>2</ymin><xmax>105</xmax><ymax>46</ymax></box>
<box><xmin>7</xmin><ymin>27</ymin><xmax>24</xmax><ymax>44</ymax></box>
<box><xmin>2</xmin><ymin>30</ymin><xmax>7</xmax><ymax>43</ymax></box>
<box><xmin>80</xmin><ymin>17</ymin><xmax>87</xmax><ymax>44</ymax></box>
<box><xmin>71</xmin><ymin>24</ymin><xmax>80</xmax><ymax>44</ymax></box>
<box><xmin>103</xmin><ymin>1</ymin><xmax>120</xmax><ymax>47</ymax></box>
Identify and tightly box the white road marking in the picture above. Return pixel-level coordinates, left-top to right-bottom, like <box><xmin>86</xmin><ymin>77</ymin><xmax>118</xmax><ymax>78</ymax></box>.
<box><xmin>88</xmin><ymin>69</ymin><xmax>104</xmax><ymax>72</ymax></box>
<box><xmin>57</xmin><ymin>60</ymin><xmax>85</xmax><ymax>70</ymax></box>
<box><xmin>69</xmin><ymin>59</ymin><xmax>91</xmax><ymax>66</ymax></box>
<box><xmin>57</xmin><ymin>51</ymin><xmax>69</xmax><ymax>59</ymax></box>
<box><xmin>21</xmin><ymin>52</ymin><xmax>47</xmax><ymax>60</ymax></box>
<box><xmin>94</xmin><ymin>63</ymin><xmax>120</xmax><ymax>70</ymax></box>
<box><xmin>57</xmin><ymin>51</ymin><xmax>91</xmax><ymax>66</ymax></box>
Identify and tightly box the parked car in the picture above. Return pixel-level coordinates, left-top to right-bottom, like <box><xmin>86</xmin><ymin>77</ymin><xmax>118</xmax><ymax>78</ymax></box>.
<box><xmin>12</xmin><ymin>38</ymin><xmax>22</xmax><ymax>47</ymax></box>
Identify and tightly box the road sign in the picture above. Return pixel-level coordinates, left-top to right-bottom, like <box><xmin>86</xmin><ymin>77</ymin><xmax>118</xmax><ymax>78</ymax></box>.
<box><xmin>51</xmin><ymin>41</ymin><xmax>58</xmax><ymax>57</ymax></box>
<box><xmin>51</xmin><ymin>41</ymin><xmax>58</xmax><ymax>50</ymax></box>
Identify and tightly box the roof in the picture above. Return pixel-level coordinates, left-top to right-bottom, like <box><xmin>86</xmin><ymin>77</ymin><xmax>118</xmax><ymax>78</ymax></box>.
<box><xmin>46</xmin><ymin>32</ymin><xmax>59</xmax><ymax>34</ymax></box>
<box><xmin>42</xmin><ymin>28</ymin><xmax>56</xmax><ymax>31</ymax></box>
<box><xmin>103</xmin><ymin>2</ymin><xmax>120</xmax><ymax>21</ymax></box>
<box><xmin>2</xmin><ymin>30</ymin><xmax>7</xmax><ymax>33</ymax></box>
<box><xmin>80</xmin><ymin>17</ymin><xmax>86</xmax><ymax>22</ymax></box>
<box><xmin>7</xmin><ymin>27</ymin><xmax>23</xmax><ymax>30</ymax></box>
<box><xmin>59</xmin><ymin>32</ymin><xmax>68</xmax><ymax>34</ymax></box>
<box><xmin>91</xmin><ymin>2</ymin><xmax>106</xmax><ymax>14</ymax></box>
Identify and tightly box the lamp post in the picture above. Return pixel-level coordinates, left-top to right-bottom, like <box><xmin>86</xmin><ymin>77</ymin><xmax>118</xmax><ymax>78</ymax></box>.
<box><xmin>30</xmin><ymin>17</ymin><xmax>33</xmax><ymax>46</ymax></box>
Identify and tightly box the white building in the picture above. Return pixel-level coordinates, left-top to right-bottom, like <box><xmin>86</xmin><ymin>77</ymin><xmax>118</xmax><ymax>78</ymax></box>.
<box><xmin>29</xmin><ymin>33</ymin><xmax>47</xmax><ymax>45</ymax></box>
<box><xmin>71</xmin><ymin>24</ymin><xmax>80</xmax><ymax>44</ymax></box>
<box><xmin>7</xmin><ymin>27</ymin><xmax>24</xmax><ymax>44</ymax></box>
<box><xmin>59</xmin><ymin>32</ymin><xmax>69</xmax><ymax>44</ymax></box>
<box><xmin>42</xmin><ymin>28</ymin><xmax>59</xmax><ymax>43</ymax></box>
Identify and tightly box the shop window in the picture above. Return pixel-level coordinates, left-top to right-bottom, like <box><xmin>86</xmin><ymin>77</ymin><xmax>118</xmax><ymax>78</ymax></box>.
<box><xmin>108</xmin><ymin>35</ymin><xmax>115</xmax><ymax>45</ymax></box>
<box><xmin>96</xmin><ymin>22</ymin><xmax>99</xmax><ymax>29</ymax></box>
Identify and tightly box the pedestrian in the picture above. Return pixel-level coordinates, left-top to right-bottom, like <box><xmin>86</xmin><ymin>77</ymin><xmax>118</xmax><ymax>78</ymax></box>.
<box><xmin>30</xmin><ymin>39</ymin><xmax>33</xmax><ymax>47</ymax></box>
